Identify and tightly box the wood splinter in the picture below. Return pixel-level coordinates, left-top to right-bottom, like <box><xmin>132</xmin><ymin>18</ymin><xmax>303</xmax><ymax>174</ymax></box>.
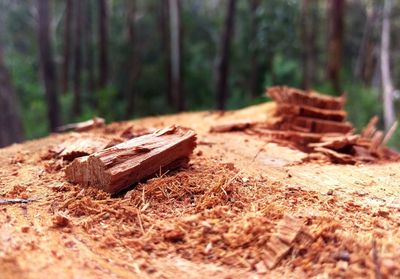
<box><xmin>65</xmin><ymin>126</ymin><xmax>197</xmax><ymax>193</ymax></box>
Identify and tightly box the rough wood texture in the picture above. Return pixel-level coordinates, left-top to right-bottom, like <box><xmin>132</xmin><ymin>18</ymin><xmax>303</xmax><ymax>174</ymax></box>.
<box><xmin>290</xmin><ymin>116</ymin><xmax>353</xmax><ymax>134</ymax></box>
<box><xmin>57</xmin><ymin>136</ymin><xmax>120</xmax><ymax>160</ymax></box>
<box><xmin>276</xmin><ymin>104</ymin><xmax>346</xmax><ymax>121</ymax></box>
<box><xmin>65</xmin><ymin>126</ymin><xmax>196</xmax><ymax>193</ymax></box>
<box><xmin>264</xmin><ymin>216</ymin><xmax>303</xmax><ymax>269</ymax></box>
<box><xmin>267</xmin><ymin>86</ymin><xmax>345</xmax><ymax>110</ymax></box>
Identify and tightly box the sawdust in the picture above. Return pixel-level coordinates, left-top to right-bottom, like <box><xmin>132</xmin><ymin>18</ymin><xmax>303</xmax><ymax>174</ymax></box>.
<box><xmin>0</xmin><ymin>102</ymin><xmax>400</xmax><ymax>278</ymax></box>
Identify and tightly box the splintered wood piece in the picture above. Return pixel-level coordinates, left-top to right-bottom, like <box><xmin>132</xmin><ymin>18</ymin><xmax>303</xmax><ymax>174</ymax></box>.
<box><xmin>276</xmin><ymin>104</ymin><xmax>347</xmax><ymax>122</ymax></box>
<box><xmin>264</xmin><ymin>215</ymin><xmax>303</xmax><ymax>269</ymax></box>
<box><xmin>381</xmin><ymin>121</ymin><xmax>398</xmax><ymax>146</ymax></box>
<box><xmin>57</xmin><ymin>117</ymin><xmax>105</xmax><ymax>132</ymax></box>
<box><xmin>314</xmin><ymin>147</ymin><xmax>356</xmax><ymax>164</ymax></box>
<box><xmin>209</xmin><ymin>120</ymin><xmax>256</xmax><ymax>133</ymax></box>
<box><xmin>369</xmin><ymin>131</ymin><xmax>384</xmax><ymax>152</ymax></box>
<box><xmin>275</xmin><ymin>215</ymin><xmax>303</xmax><ymax>244</ymax></box>
<box><xmin>65</xmin><ymin>126</ymin><xmax>197</xmax><ymax>193</ymax></box>
<box><xmin>361</xmin><ymin>116</ymin><xmax>379</xmax><ymax>138</ymax></box>
<box><xmin>264</xmin><ymin>236</ymin><xmax>291</xmax><ymax>269</ymax></box>
<box><xmin>290</xmin><ymin>117</ymin><xmax>353</xmax><ymax>134</ymax></box>
<box><xmin>267</xmin><ymin>86</ymin><xmax>345</xmax><ymax>110</ymax></box>
<box><xmin>308</xmin><ymin>135</ymin><xmax>359</xmax><ymax>150</ymax></box>
<box><xmin>58</xmin><ymin>137</ymin><xmax>121</xmax><ymax>161</ymax></box>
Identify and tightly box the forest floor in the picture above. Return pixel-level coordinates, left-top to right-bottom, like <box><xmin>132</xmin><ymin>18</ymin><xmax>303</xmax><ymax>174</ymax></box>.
<box><xmin>1</xmin><ymin>102</ymin><xmax>400</xmax><ymax>278</ymax></box>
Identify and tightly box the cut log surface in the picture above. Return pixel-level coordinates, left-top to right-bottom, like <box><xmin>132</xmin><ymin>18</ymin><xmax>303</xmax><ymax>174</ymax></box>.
<box><xmin>65</xmin><ymin>126</ymin><xmax>197</xmax><ymax>193</ymax></box>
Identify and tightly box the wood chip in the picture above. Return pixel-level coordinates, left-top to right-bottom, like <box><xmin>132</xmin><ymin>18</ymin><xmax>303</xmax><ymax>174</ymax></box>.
<box><xmin>264</xmin><ymin>215</ymin><xmax>303</xmax><ymax>269</ymax></box>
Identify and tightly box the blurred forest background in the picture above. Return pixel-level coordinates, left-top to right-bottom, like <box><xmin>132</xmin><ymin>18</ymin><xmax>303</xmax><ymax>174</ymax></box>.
<box><xmin>0</xmin><ymin>0</ymin><xmax>399</xmax><ymax>148</ymax></box>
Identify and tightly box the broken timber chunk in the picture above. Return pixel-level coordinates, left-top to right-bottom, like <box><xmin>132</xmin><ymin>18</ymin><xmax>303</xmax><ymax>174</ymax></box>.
<box><xmin>267</xmin><ymin>86</ymin><xmax>345</xmax><ymax>110</ymax></box>
<box><xmin>65</xmin><ymin>126</ymin><xmax>196</xmax><ymax>193</ymax></box>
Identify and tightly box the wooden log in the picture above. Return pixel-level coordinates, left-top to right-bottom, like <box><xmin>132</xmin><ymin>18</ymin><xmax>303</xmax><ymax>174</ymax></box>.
<box><xmin>267</xmin><ymin>86</ymin><xmax>345</xmax><ymax>110</ymax></box>
<box><xmin>65</xmin><ymin>126</ymin><xmax>196</xmax><ymax>193</ymax></box>
<box><xmin>276</xmin><ymin>104</ymin><xmax>347</xmax><ymax>122</ymax></box>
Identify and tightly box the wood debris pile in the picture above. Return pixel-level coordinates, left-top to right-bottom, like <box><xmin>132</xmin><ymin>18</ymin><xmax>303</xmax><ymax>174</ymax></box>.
<box><xmin>211</xmin><ymin>86</ymin><xmax>399</xmax><ymax>164</ymax></box>
<box><xmin>260</xmin><ymin>86</ymin><xmax>399</xmax><ymax>164</ymax></box>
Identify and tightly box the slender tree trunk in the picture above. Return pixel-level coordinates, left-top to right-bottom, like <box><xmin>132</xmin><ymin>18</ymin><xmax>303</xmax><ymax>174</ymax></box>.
<box><xmin>37</xmin><ymin>0</ymin><xmax>60</xmax><ymax>131</ymax></box>
<box><xmin>216</xmin><ymin>0</ymin><xmax>236</xmax><ymax>110</ymax></box>
<box><xmin>84</xmin><ymin>0</ymin><xmax>95</xmax><ymax>102</ymax></box>
<box><xmin>0</xmin><ymin>45</ymin><xmax>24</xmax><ymax>147</ymax></box>
<box><xmin>354</xmin><ymin>1</ymin><xmax>378</xmax><ymax>83</ymax></box>
<box><xmin>300</xmin><ymin>0</ymin><xmax>315</xmax><ymax>90</ymax></box>
<box><xmin>249</xmin><ymin>0</ymin><xmax>260</xmax><ymax>97</ymax></box>
<box><xmin>73</xmin><ymin>0</ymin><xmax>82</xmax><ymax>116</ymax></box>
<box><xmin>125</xmin><ymin>0</ymin><xmax>140</xmax><ymax>118</ymax></box>
<box><xmin>168</xmin><ymin>0</ymin><xmax>184</xmax><ymax>111</ymax></box>
<box><xmin>160</xmin><ymin>0</ymin><xmax>173</xmax><ymax>106</ymax></box>
<box><xmin>327</xmin><ymin>0</ymin><xmax>345</xmax><ymax>94</ymax></box>
<box><xmin>62</xmin><ymin>0</ymin><xmax>72</xmax><ymax>94</ymax></box>
<box><xmin>98</xmin><ymin>0</ymin><xmax>108</xmax><ymax>89</ymax></box>
<box><xmin>380</xmin><ymin>0</ymin><xmax>396</xmax><ymax>131</ymax></box>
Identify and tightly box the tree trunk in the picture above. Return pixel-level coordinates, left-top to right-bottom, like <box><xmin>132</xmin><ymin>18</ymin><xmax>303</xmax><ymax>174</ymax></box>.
<box><xmin>125</xmin><ymin>0</ymin><xmax>140</xmax><ymax>118</ymax></box>
<box><xmin>300</xmin><ymin>0</ymin><xmax>316</xmax><ymax>90</ymax></box>
<box><xmin>249</xmin><ymin>0</ymin><xmax>260</xmax><ymax>97</ymax></box>
<box><xmin>98</xmin><ymin>0</ymin><xmax>108</xmax><ymax>89</ymax></box>
<box><xmin>216</xmin><ymin>0</ymin><xmax>237</xmax><ymax>110</ymax></box>
<box><xmin>84</xmin><ymin>0</ymin><xmax>96</xmax><ymax>104</ymax></box>
<box><xmin>0</xmin><ymin>46</ymin><xmax>24</xmax><ymax>147</ymax></box>
<box><xmin>327</xmin><ymin>0</ymin><xmax>345</xmax><ymax>94</ymax></box>
<box><xmin>380</xmin><ymin>0</ymin><xmax>396</xmax><ymax>131</ymax></box>
<box><xmin>160</xmin><ymin>0</ymin><xmax>173</xmax><ymax>106</ymax></box>
<box><xmin>73</xmin><ymin>0</ymin><xmax>82</xmax><ymax>117</ymax></box>
<box><xmin>168</xmin><ymin>0</ymin><xmax>184</xmax><ymax>111</ymax></box>
<box><xmin>62</xmin><ymin>0</ymin><xmax>73</xmax><ymax>94</ymax></box>
<box><xmin>37</xmin><ymin>0</ymin><xmax>60</xmax><ymax>132</ymax></box>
